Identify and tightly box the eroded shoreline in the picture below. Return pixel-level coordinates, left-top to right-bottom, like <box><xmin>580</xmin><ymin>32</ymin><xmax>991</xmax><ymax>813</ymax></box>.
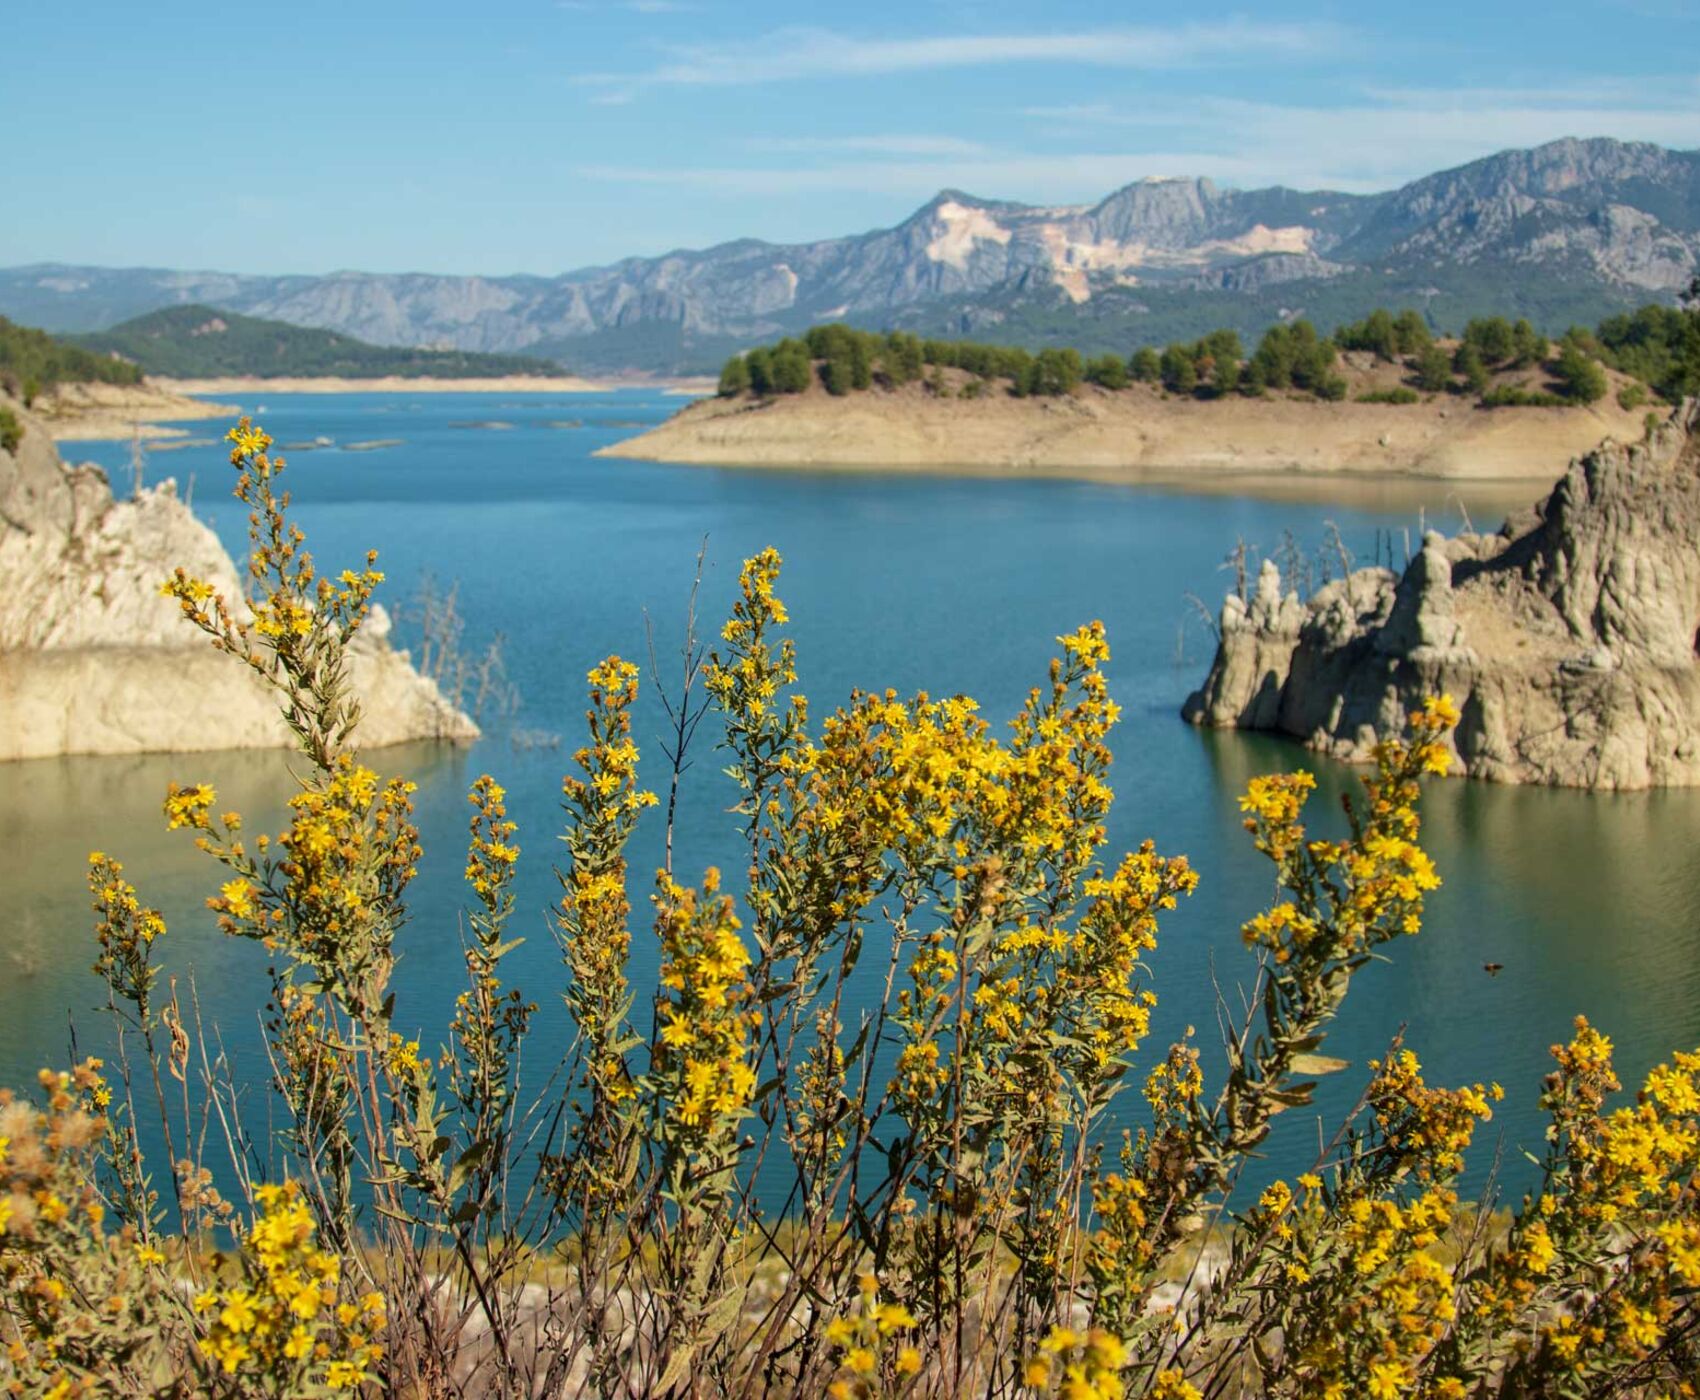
<box><xmin>601</xmin><ymin>381</ymin><xmax>1652</xmax><ymax>485</ymax></box>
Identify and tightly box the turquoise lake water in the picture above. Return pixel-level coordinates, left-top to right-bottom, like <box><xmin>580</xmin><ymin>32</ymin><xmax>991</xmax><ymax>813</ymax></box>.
<box><xmin>8</xmin><ymin>389</ymin><xmax>1700</xmax><ymax>1207</ymax></box>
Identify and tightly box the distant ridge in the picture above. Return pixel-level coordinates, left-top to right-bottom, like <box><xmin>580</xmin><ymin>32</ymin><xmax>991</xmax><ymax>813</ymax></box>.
<box><xmin>5</xmin><ymin>138</ymin><xmax>1698</xmax><ymax>375</ymax></box>
<box><xmin>73</xmin><ymin>304</ymin><xmax>567</xmax><ymax>380</ymax></box>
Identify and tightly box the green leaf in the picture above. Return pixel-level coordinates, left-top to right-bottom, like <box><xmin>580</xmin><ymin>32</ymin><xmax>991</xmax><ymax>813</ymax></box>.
<box><xmin>1289</xmin><ymin>1053</ymin><xmax>1349</xmax><ymax>1077</ymax></box>
<box><xmin>653</xmin><ymin>1344</ymin><xmax>699</xmax><ymax>1396</ymax></box>
<box><xmin>1266</xmin><ymin>1082</ymin><xmax>1316</xmax><ymax>1116</ymax></box>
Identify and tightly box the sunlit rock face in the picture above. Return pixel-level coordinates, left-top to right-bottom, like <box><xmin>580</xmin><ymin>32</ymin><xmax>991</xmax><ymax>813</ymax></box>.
<box><xmin>1185</xmin><ymin>400</ymin><xmax>1700</xmax><ymax>790</ymax></box>
<box><xmin>0</xmin><ymin>400</ymin><xmax>476</xmax><ymax>761</ymax></box>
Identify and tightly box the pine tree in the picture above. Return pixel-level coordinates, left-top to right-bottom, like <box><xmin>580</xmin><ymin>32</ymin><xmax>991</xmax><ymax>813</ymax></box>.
<box><xmin>717</xmin><ymin>355</ymin><xmax>750</xmax><ymax>397</ymax></box>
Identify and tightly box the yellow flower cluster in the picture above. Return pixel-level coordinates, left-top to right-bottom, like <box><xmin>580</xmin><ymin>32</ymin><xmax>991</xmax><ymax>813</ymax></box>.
<box><xmin>1367</xmin><ymin>1048</ymin><xmax>1502</xmax><ymax>1180</ymax></box>
<box><xmin>793</xmin><ymin>621</ymin><xmax>1119</xmax><ymax>894</ymax></box>
<box><xmin>559</xmin><ymin>656</ymin><xmax>657</xmax><ymax>1113</ymax></box>
<box><xmin>1069</xmin><ymin>846</ymin><xmax>1197</xmax><ymax>1068</ymax></box>
<box><xmin>1020</xmin><ymin>1326</ymin><xmax>1132</xmax><ymax>1399</ymax></box>
<box><xmin>654</xmin><ymin>869</ymin><xmax>758</xmax><ymax>1136</ymax></box>
<box><xmin>566</xmin><ymin>658</ymin><xmax>659</xmax><ymax>819</ymax></box>
<box><xmin>1438</xmin><ymin>1020</ymin><xmax>1700</xmax><ymax>1387</ymax></box>
<box><xmin>1086</xmin><ymin>1162</ymin><xmax>1154</xmax><ymax>1297</ymax></box>
<box><xmin>1274</xmin><ymin>1179</ymin><xmax>1462</xmax><ymax>1395</ymax></box>
<box><xmin>247</xmin><ymin>757</ymin><xmax>420</xmax><ymax>982</ymax></box>
<box><xmin>194</xmin><ymin>1181</ymin><xmax>384</xmax><ymax>1389</ymax></box>
<box><xmin>1237</xmin><ymin>714</ymin><xmax>1449</xmax><ymax>979</ymax></box>
<box><xmin>87</xmin><ymin>853</ymin><xmax>167</xmax><ymax>1018</ymax></box>
<box><xmin>1143</xmin><ymin>1042</ymin><xmax>1204</xmax><ymax>1118</ymax></box>
<box><xmin>163</xmin><ymin>782</ymin><xmax>216</xmax><ymax>832</ymax></box>
<box><xmin>707</xmin><ymin>548</ymin><xmax>797</xmax><ymax>725</ymax></box>
<box><xmin>1238</xmin><ymin>770</ymin><xmax>1316</xmax><ymax>832</ymax></box>
<box><xmin>823</xmin><ymin>1274</ymin><xmax>921</xmax><ymax>1398</ymax></box>
<box><xmin>0</xmin><ymin>1062</ymin><xmax>188</xmax><ymax>1398</ymax></box>
<box><xmin>161</xmin><ymin>419</ymin><xmax>390</xmax><ymax>780</ymax></box>
<box><xmin>890</xmin><ymin>935</ymin><xmax>955</xmax><ymax>1112</ymax></box>
<box><xmin>463</xmin><ymin>775</ymin><xmax>519</xmax><ymax>900</ymax></box>
<box><xmin>0</xmin><ymin>1064</ymin><xmax>108</xmax><ymax>1248</ymax></box>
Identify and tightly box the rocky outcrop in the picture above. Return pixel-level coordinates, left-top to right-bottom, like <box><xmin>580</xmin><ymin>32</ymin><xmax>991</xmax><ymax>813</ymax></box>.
<box><xmin>0</xmin><ymin>401</ymin><xmax>477</xmax><ymax>761</ymax></box>
<box><xmin>1183</xmin><ymin>400</ymin><xmax>1700</xmax><ymax>789</ymax></box>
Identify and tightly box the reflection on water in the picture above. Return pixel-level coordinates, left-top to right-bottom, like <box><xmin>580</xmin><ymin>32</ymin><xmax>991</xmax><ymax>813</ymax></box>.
<box><xmin>14</xmin><ymin>390</ymin><xmax>1697</xmax><ymax>1207</ymax></box>
<box><xmin>1188</xmin><ymin>731</ymin><xmax>1700</xmax><ymax>1193</ymax></box>
<box><xmin>0</xmin><ymin>743</ymin><xmax>474</xmax><ymax>1084</ymax></box>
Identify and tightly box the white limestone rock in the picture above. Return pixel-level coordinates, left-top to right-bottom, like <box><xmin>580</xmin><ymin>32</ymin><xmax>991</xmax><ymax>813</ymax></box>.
<box><xmin>0</xmin><ymin>399</ymin><xmax>477</xmax><ymax>761</ymax></box>
<box><xmin>1184</xmin><ymin>400</ymin><xmax>1700</xmax><ymax>789</ymax></box>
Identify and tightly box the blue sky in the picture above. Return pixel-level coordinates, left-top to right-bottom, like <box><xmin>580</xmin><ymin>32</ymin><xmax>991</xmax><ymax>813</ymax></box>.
<box><xmin>5</xmin><ymin>0</ymin><xmax>1697</xmax><ymax>275</ymax></box>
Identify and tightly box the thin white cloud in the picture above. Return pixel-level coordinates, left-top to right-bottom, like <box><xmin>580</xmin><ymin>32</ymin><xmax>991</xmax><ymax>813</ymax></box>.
<box><xmin>741</xmin><ymin>134</ymin><xmax>993</xmax><ymax>157</ymax></box>
<box><xmin>1015</xmin><ymin>89</ymin><xmax>1700</xmax><ymax>188</ymax></box>
<box><xmin>574</xmin><ymin>151</ymin><xmax>1340</xmax><ymax>201</ymax></box>
<box><xmin>556</xmin><ymin>0</ymin><xmax>698</xmax><ymax>11</ymax></box>
<box><xmin>576</xmin><ymin>82</ymin><xmax>1700</xmax><ymax>212</ymax></box>
<box><xmin>575</xmin><ymin>21</ymin><xmax>1347</xmax><ymax>99</ymax></box>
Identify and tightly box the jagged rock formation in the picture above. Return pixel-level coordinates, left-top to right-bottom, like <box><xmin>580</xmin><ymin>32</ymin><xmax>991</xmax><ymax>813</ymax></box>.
<box><xmin>1183</xmin><ymin>400</ymin><xmax>1700</xmax><ymax>789</ymax></box>
<box><xmin>0</xmin><ymin>401</ymin><xmax>477</xmax><ymax>761</ymax></box>
<box><xmin>5</xmin><ymin>139</ymin><xmax>1697</xmax><ymax>374</ymax></box>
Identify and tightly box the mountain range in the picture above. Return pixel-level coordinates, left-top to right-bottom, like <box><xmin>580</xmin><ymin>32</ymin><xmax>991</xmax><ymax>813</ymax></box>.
<box><xmin>5</xmin><ymin>138</ymin><xmax>1697</xmax><ymax>376</ymax></box>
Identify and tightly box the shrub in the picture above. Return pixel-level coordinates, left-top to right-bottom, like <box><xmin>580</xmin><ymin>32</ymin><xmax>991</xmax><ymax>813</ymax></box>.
<box><xmin>1084</xmin><ymin>353</ymin><xmax>1129</xmax><ymax>390</ymax></box>
<box><xmin>1454</xmin><ymin>344</ymin><xmax>1490</xmax><ymax>395</ymax></box>
<box><xmin>1357</xmin><ymin>386</ymin><xmax>1421</xmax><ymax>405</ymax></box>
<box><xmin>1160</xmin><ymin>343</ymin><xmax>1197</xmax><ymax>393</ymax></box>
<box><xmin>1335</xmin><ymin>308</ymin><xmax>1399</xmax><ymax>361</ymax></box>
<box><xmin>10</xmin><ymin>418</ymin><xmax>1700</xmax><ymax>1398</ymax></box>
<box><xmin>1026</xmin><ymin>347</ymin><xmax>1084</xmax><ymax>396</ymax></box>
<box><xmin>821</xmin><ymin>356</ymin><xmax>853</xmax><ymax>396</ymax></box>
<box><xmin>717</xmin><ymin>354</ymin><xmax>750</xmax><ymax>397</ymax></box>
<box><xmin>1554</xmin><ymin>343</ymin><xmax>1609</xmax><ymax>405</ymax></box>
<box><xmin>1461</xmin><ymin>316</ymin><xmax>1516</xmax><ymax>365</ymax></box>
<box><xmin>1479</xmin><ymin>384</ymin><xmax>1568</xmax><ymax>408</ymax></box>
<box><xmin>746</xmin><ymin>347</ymin><xmax>775</xmax><ymax>396</ymax></box>
<box><xmin>1596</xmin><ymin>303</ymin><xmax>1700</xmax><ymax>402</ymax></box>
<box><xmin>1414</xmin><ymin>344</ymin><xmax>1454</xmax><ymax>393</ymax></box>
<box><xmin>1392</xmin><ymin>308</ymin><xmax>1433</xmax><ymax>356</ymax></box>
<box><xmin>769</xmin><ymin>339</ymin><xmax>813</xmax><ymax>394</ymax></box>
<box><xmin>0</xmin><ymin>406</ymin><xmax>20</xmax><ymax>454</ymax></box>
<box><xmin>1618</xmin><ymin>381</ymin><xmax>1648</xmax><ymax>411</ymax></box>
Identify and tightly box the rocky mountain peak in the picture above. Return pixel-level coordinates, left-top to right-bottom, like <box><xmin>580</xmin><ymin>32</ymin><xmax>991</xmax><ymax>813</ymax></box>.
<box><xmin>4</xmin><ymin>139</ymin><xmax>1697</xmax><ymax>373</ymax></box>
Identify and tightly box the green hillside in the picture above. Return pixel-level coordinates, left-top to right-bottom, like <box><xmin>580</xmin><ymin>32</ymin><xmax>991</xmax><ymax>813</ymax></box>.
<box><xmin>0</xmin><ymin>315</ymin><xmax>143</xmax><ymax>399</ymax></box>
<box><xmin>74</xmin><ymin>305</ymin><xmax>569</xmax><ymax>379</ymax></box>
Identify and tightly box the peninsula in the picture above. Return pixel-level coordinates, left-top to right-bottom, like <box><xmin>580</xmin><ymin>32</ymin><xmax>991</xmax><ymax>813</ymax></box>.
<box><xmin>2</xmin><ymin>309</ymin><xmax>606</xmax><ymax>440</ymax></box>
<box><xmin>602</xmin><ymin>313</ymin><xmax>1674</xmax><ymax>482</ymax></box>
<box><xmin>603</xmin><ymin>377</ymin><xmax>1646</xmax><ymax>482</ymax></box>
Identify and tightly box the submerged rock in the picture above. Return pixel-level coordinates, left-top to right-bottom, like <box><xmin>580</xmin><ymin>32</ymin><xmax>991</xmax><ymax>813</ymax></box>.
<box><xmin>0</xmin><ymin>400</ymin><xmax>477</xmax><ymax>761</ymax></box>
<box><xmin>1183</xmin><ymin>400</ymin><xmax>1700</xmax><ymax>789</ymax></box>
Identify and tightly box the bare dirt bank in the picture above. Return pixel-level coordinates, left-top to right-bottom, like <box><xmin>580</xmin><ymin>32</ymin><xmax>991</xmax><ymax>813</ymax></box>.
<box><xmin>600</xmin><ymin>381</ymin><xmax>1653</xmax><ymax>483</ymax></box>
<box><xmin>36</xmin><ymin>381</ymin><xmax>238</xmax><ymax>442</ymax></box>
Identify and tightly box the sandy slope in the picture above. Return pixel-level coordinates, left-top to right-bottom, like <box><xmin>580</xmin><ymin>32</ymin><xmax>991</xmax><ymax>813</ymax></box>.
<box><xmin>34</xmin><ymin>381</ymin><xmax>238</xmax><ymax>441</ymax></box>
<box><xmin>601</xmin><ymin>379</ymin><xmax>1654</xmax><ymax>483</ymax></box>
